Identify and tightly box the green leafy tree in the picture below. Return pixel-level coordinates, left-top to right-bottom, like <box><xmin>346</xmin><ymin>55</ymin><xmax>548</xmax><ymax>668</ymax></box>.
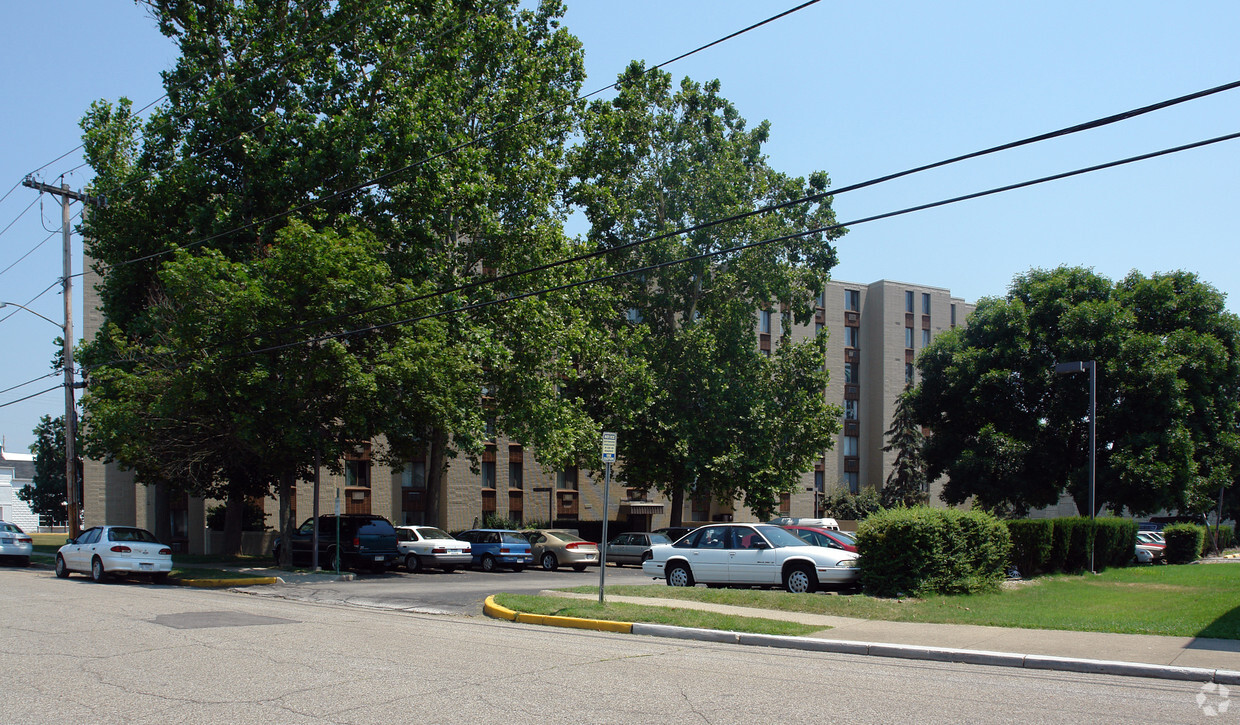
<box><xmin>19</xmin><ymin>415</ymin><xmax>75</xmax><ymax>526</ymax></box>
<box><xmin>78</xmin><ymin>1</ymin><xmax>599</xmax><ymax>552</ymax></box>
<box><xmin>881</xmin><ymin>387</ymin><xmax>929</xmax><ymax>508</ymax></box>
<box><xmin>568</xmin><ymin>63</ymin><xmax>844</xmax><ymax>522</ymax></box>
<box><xmin>912</xmin><ymin>267</ymin><xmax>1240</xmax><ymax>517</ymax></box>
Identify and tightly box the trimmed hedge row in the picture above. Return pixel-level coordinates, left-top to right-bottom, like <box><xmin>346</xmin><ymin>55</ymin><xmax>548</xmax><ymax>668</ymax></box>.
<box><xmin>1164</xmin><ymin>524</ymin><xmax>1205</xmax><ymax>564</ymax></box>
<box><xmin>1006</xmin><ymin>517</ymin><xmax>1137</xmax><ymax>575</ymax></box>
<box><xmin>856</xmin><ymin>507</ymin><xmax>1010</xmax><ymax>597</ymax></box>
<box><xmin>1201</xmin><ymin>524</ymin><xmax>1235</xmax><ymax>555</ymax></box>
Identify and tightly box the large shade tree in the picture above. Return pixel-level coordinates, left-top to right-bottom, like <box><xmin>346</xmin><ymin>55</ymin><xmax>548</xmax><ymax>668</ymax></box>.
<box><xmin>912</xmin><ymin>266</ymin><xmax>1240</xmax><ymax>518</ymax></box>
<box><xmin>567</xmin><ymin>63</ymin><xmax>844</xmax><ymax>522</ymax></box>
<box><xmin>78</xmin><ymin>0</ymin><xmax>602</xmax><ymax>552</ymax></box>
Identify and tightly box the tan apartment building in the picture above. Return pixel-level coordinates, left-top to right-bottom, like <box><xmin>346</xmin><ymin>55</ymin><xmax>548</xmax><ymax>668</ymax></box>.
<box><xmin>81</xmin><ymin>264</ymin><xmax>973</xmax><ymax>553</ymax></box>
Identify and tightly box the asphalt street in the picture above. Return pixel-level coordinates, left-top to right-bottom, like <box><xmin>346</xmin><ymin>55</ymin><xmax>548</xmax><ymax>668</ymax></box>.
<box><xmin>1</xmin><ymin>567</ymin><xmax>1223</xmax><ymax>724</ymax></box>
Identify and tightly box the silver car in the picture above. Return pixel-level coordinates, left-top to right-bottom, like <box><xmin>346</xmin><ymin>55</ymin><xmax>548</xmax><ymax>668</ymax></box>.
<box><xmin>606</xmin><ymin>532</ymin><xmax>671</xmax><ymax>566</ymax></box>
<box><xmin>526</xmin><ymin>529</ymin><xmax>600</xmax><ymax>572</ymax></box>
<box><xmin>0</xmin><ymin>521</ymin><xmax>33</xmax><ymax>566</ymax></box>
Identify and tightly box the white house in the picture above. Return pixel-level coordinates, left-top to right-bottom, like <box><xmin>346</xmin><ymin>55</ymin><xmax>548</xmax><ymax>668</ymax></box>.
<box><xmin>0</xmin><ymin>442</ymin><xmax>39</xmax><ymax>530</ymax></box>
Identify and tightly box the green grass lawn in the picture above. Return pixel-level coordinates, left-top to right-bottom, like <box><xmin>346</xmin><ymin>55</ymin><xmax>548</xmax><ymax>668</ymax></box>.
<box><xmin>568</xmin><ymin>564</ymin><xmax>1240</xmax><ymax>639</ymax></box>
<box><xmin>492</xmin><ymin>592</ymin><xmax>821</xmax><ymax>636</ymax></box>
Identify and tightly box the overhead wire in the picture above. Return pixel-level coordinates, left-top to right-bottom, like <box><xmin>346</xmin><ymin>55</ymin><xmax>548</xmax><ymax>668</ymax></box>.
<box><xmin>0</xmin><ymin>195</ymin><xmax>42</xmax><ymax>240</ymax></box>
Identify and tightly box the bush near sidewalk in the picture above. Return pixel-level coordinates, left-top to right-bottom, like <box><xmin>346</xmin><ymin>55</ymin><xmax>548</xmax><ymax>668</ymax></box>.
<box><xmin>857</xmin><ymin>507</ymin><xmax>1010</xmax><ymax>597</ymax></box>
<box><xmin>1163</xmin><ymin>524</ymin><xmax>1205</xmax><ymax>564</ymax></box>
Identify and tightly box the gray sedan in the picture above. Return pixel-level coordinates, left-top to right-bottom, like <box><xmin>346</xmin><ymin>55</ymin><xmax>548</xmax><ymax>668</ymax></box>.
<box><xmin>606</xmin><ymin>532</ymin><xmax>672</xmax><ymax>566</ymax></box>
<box><xmin>0</xmin><ymin>521</ymin><xmax>32</xmax><ymax>566</ymax></box>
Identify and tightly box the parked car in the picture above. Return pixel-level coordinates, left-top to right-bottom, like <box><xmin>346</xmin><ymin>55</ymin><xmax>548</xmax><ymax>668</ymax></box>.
<box><xmin>55</xmin><ymin>526</ymin><xmax>172</xmax><ymax>583</ymax></box>
<box><xmin>395</xmin><ymin>525</ymin><xmax>471</xmax><ymax>573</ymax></box>
<box><xmin>768</xmin><ymin>517</ymin><xmax>841</xmax><ymax>530</ymax></box>
<box><xmin>606</xmin><ymin>532</ymin><xmax>672</xmax><ymax>566</ymax></box>
<box><xmin>455</xmin><ymin>529</ymin><xmax>533</xmax><ymax>572</ymax></box>
<box><xmin>642</xmin><ymin>523</ymin><xmax>860</xmax><ymax>594</ymax></box>
<box><xmin>0</xmin><ymin>521</ymin><xmax>33</xmax><ymax>566</ymax></box>
<box><xmin>272</xmin><ymin>514</ymin><xmax>401</xmax><ymax>571</ymax></box>
<box><xmin>1135</xmin><ymin>531</ymin><xmax>1167</xmax><ymax>564</ymax></box>
<box><xmin>652</xmin><ymin>526</ymin><xmax>696</xmax><ymax>542</ymax></box>
<box><xmin>525</xmin><ymin>529</ymin><xmax>600</xmax><ymax>571</ymax></box>
<box><xmin>784</xmin><ymin>525</ymin><xmax>858</xmax><ymax>553</ymax></box>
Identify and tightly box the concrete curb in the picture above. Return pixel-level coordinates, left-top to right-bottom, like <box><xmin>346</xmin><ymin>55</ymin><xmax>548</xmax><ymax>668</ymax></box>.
<box><xmin>483</xmin><ymin>597</ymin><xmax>1240</xmax><ymax>685</ymax></box>
<box><xmin>171</xmin><ymin>576</ymin><xmax>282</xmax><ymax>588</ymax></box>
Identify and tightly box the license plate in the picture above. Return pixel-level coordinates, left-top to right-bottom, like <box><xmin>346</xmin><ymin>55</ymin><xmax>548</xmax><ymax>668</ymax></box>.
<box><xmin>0</xmin><ymin>538</ymin><xmax>10</xmax><ymax>544</ymax></box>
<box><xmin>139</xmin><ymin>562</ymin><xmax>153</xmax><ymax>569</ymax></box>
<box><xmin>374</xmin><ymin>555</ymin><xmax>384</xmax><ymax>562</ymax></box>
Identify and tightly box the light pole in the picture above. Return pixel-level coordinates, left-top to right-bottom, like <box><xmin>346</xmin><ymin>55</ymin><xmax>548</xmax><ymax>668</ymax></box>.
<box><xmin>0</xmin><ymin>300</ymin><xmax>81</xmax><ymax>537</ymax></box>
<box><xmin>1054</xmin><ymin>360</ymin><xmax>1096</xmax><ymax>573</ymax></box>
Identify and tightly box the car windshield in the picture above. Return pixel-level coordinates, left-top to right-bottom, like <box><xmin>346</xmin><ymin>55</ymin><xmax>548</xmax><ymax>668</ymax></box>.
<box><xmin>832</xmin><ymin>531</ymin><xmax>857</xmax><ymax>544</ymax></box>
<box><xmin>417</xmin><ymin>528</ymin><xmax>452</xmax><ymax>540</ymax></box>
<box><xmin>501</xmin><ymin>533</ymin><xmax>529</xmax><ymax>545</ymax></box>
<box><xmin>756</xmin><ymin>526</ymin><xmax>810</xmax><ymax>548</ymax></box>
<box><xmin>649</xmin><ymin>534</ymin><xmax>672</xmax><ymax>545</ymax></box>
<box><xmin>108</xmin><ymin>527</ymin><xmax>159</xmax><ymax>543</ymax></box>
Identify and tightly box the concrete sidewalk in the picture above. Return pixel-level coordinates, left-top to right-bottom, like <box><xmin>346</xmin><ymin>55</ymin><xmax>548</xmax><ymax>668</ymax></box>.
<box><xmin>538</xmin><ymin>590</ymin><xmax>1240</xmax><ymax>682</ymax></box>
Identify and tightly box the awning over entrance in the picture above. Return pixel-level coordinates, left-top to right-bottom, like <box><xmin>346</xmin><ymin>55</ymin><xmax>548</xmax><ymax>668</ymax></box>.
<box><xmin>620</xmin><ymin>501</ymin><xmax>665</xmax><ymax>513</ymax></box>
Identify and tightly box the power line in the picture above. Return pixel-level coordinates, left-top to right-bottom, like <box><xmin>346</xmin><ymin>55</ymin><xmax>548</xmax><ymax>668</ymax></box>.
<box><xmin>88</xmin><ymin>1</ymin><xmax>824</xmax><ymax>274</ymax></box>
<box><xmin>82</xmin><ymin>129</ymin><xmax>1240</xmax><ymax>377</ymax></box>
<box><xmin>0</xmin><ymin>228</ymin><xmax>62</xmax><ymax>280</ymax></box>
<box><xmin>0</xmin><ymin>385</ymin><xmax>65</xmax><ymax>410</ymax></box>
<box><xmin>0</xmin><ymin>371</ymin><xmax>63</xmax><ymax>398</ymax></box>
<box><xmin>246</xmin><ymin>77</ymin><xmax>1240</xmax><ymax>343</ymax></box>
<box><xmin>0</xmin><ymin>195</ymin><xmax>41</xmax><ymax>241</ymax></box>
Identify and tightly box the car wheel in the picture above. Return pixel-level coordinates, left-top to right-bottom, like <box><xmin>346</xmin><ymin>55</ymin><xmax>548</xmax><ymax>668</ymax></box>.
<box><xmin>541</xmin><ymin>552</ymin><xmax>559</xmax><ymax>571</ymax></box>
<box><xmin>571</xmin><ymin>564</ymin><xmax>587</xmax><ymax>572</ymax></box>
<box><xmin>481</xmin><ymin>554</ymin><xmax>498</xmax><ymax>572</ymax></box>
<box><xmin>90</xmin><ymin>556</ymin><xmax>107</xmax><ymax>583</ymax></box>
<box><xmin>666</xmin><ymin>562</ymin><xmax>695</xmax><ymax>587</ymax></box>
<box><xmin>18</xmin><ymin>556</ymin><xmax>30</xmax><ymax>567</ymax></box>
<box><xmin>784</xmin><ymin>564</ymin><xmax>817</xmax><ymax>594</ymax></box>
<box><xmin>405</xmin><ymin>554</ymin><xmax>422</xmax><ymax>573</ymax></box>
<box><xmin>152</xmin><ymin>572</ymin><xmax>169</xmax><ymax>585</ymax></box>
<box><xmin>55</xmin><ymin>555</ymin><xmax>69</xmax><ymax>578</ymax></box>
<box><xmin>326</xmin><ymin>546</ymin><xmax>340</xmax><ymax>570</ymax></box>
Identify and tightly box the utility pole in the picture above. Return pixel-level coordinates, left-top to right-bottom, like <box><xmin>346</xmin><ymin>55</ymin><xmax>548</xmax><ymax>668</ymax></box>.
<box><xmin>21</xmin><ymin>176</ymin><xmax>103</xmax><ymax>539</ymax></box>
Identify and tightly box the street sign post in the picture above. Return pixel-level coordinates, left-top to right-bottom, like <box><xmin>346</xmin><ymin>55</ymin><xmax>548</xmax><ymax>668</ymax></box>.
<box><xmin>599</xmin><ymin>432</ymin><xmax>617</xmax><ymax>603</ymax></box>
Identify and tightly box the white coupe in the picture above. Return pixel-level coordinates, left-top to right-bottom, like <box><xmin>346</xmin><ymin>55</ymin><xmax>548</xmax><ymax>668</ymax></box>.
<box><xmin>642</xmin><ymin>523</ymin><xmax>859</xmax><ymax>594</ymax></box>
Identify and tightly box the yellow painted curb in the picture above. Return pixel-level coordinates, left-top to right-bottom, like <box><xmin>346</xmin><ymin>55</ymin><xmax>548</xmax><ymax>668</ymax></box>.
<box><xmin>483</xmin><ymin>595</ymin><xmax>632</xmax><ymax>634</ymax></box>
<box><xmin>172</xmin><ymin>577</ymin><xmax>280</xmax><ymax>588</ymax></box>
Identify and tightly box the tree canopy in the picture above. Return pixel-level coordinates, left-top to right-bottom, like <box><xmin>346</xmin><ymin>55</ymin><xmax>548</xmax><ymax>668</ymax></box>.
<box><xmin>912</xmin><ymin>266</ymin><xmax>1240</xmax><ymax>518</ymax></box>
<box><xmin>19</xmin><ymin>415</ymin><xmax>75</xmax><ymax>526</ymax></box>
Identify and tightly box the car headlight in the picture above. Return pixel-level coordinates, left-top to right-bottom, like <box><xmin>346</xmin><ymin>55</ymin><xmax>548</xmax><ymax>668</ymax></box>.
<box><xmin>836</xmin><ymin>559</ymin><xmax>859</xmax><ymax>568</ymax></box>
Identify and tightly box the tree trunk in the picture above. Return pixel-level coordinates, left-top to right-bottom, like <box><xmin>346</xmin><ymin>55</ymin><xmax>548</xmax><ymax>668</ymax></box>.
<box><xmin>277</xmin><ymin>471</ymin><xmax>294</xmax><ymax>568</ymax></box>
<box><xmin>426</xmin><ymin>428</ymin><xmax>449</xmax><ymax>529</ymax></box>
<box><xmin>669</xmin><ymin>485</ymin><xmax>684</xmax><ymax>526</ymax></box>
<box><xmin>152</xmin><ymin>482</ymin><xmax>172</xmax><ymax>545</ymax></box>
<box><xmin>221</xmin><ymin>490</ymin><xmax>244</xmax><ymax>556</ymax></box>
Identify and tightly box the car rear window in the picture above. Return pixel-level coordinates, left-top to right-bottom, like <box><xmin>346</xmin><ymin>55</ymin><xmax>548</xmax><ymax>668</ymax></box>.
<box><xmin>551</xmin><ymin>532</ymin><xmax>586</xmax><ymax>543</ymax></box>
<box><xmin>501</xmin><ymin>533</ymin><xmax>529</xmax><ymax>545</ymax></box>
<box><xmin>108</xmin><ymin>528</ymin><xmax>159</xmax><ymax>543</ymax></box>
<box><xmin>357</xmin><ymin>519</ymin><xmax>396</xmax><ymax>535</ymax></box>
<box><xmin>0</xmin><ymin>523</ymin><xmax>19</xmax><ymax>533</ymax></box>
<box><xmin>416</xmin><ymin>527</ymin><xmax>452</xmax><ymax>540</ymax></box>
<box><xmin>649</xmin><ymin>534</ymin><xmax>672</xmax><ymax>545</ymax></box>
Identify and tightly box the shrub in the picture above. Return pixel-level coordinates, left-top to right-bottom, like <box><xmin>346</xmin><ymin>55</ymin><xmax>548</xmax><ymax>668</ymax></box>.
<box><xmin>1048</xmin><ymin>517</ymin><xmax>1094</xmax><ymax>572</ymax></box>
<box><xmin>1006</xmin><ymin>519</ymin><xmax>1053</xmax><ymax>576</ymax></box>
<box><xmin>857</xmin><ymin>507</ymin><xmax>1009</xmax><ymax>597</ymax></box>
<box><xmin>821</xmin><ymin>487</ymin><xmax>884</xmax><ymax>521</ymax></box>
<box><xmin>1094</xmin><ymin>517</ymin><xmax>1138</xmax><ymax>570</ymax></box>
<box><xmin>1201</xmin><ymin>524</ymin><xmax>1235</xmax><ymax>555</ymax></box>
<box><xmin>1163</xmin><ymin>524</ymin><xmax>1205</xmax><ymax>564</ymax></box>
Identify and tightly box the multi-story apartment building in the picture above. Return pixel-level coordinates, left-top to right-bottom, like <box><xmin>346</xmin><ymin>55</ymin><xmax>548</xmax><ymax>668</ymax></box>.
<box><xmin>81</xmin><ymin>268</ymin><xmax>973</xmax><ymax>553</ymax></box>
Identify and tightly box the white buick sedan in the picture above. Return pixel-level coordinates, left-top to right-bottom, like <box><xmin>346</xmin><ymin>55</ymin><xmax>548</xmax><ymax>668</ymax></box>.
<box><xmin>55</xmin><ymin>526</ymin><xmax>173</xmax><ymax>583</ymax></box>
<box><xmin>642</xmin><ymin>523</ymin><xmax>859</xmax><ymax>594</ymax></box>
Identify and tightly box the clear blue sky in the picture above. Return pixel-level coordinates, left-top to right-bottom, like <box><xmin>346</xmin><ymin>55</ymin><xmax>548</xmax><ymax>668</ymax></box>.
<box><xmin>1</xmin><ymin>1</ymin><xmax>1237</xmax><ymax>452</ymax></box>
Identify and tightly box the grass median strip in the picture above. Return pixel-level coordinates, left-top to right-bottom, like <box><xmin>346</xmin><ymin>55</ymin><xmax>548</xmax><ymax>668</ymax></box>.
<box><xmin>492</xmin><ymin>593</ymin><xmax>822</xmax><ymax>637</ymax></box>
<box><xmin>576</xmin><ymin>563</ymin><xmax>1240</xmax><ymax>639</ymax></box>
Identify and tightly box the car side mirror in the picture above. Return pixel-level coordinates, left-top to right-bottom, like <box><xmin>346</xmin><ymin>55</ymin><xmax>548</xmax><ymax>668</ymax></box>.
<box><xmin>752</xmin><ymin>541</ymin><xmax>769</xmax><ymax>550</ymax></box>
<box><xmin>66</xmin><ymin>538</ymin><xmax>73</xmax><ymax>544</ymax></box>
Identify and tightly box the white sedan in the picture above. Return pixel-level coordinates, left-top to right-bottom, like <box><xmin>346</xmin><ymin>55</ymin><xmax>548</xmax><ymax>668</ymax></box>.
<box><xmin>0</xmin><ymin>521</ymin><xmax>33</xmax><ymax>565</ymax></box>
<box><xmin>642</xmin><ymin>523</ymin><xmax>859</xmax><ymax>594</ymax></box>
<box><xmin>55</xmin><ymin>526</ymin><xmax>173</xmax><ymax>583</ymax></box>
<box><xmin>395</xmin><ymin>526</ymin><xmax>472</xmax><ymax>573</ymax></box>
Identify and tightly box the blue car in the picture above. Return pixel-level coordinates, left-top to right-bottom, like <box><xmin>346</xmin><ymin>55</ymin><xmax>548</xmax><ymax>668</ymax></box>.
<box><xmin>455</xmin><ymin>529</ymin><xmax>533</xmax><ymax>572</ymax></box>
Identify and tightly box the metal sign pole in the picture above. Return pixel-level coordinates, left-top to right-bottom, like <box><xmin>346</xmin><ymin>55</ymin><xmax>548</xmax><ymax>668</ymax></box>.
<box><xmin>598</xmin><ymin>432</ymin><xmax>617</xmax><ymax>604</ymax></box>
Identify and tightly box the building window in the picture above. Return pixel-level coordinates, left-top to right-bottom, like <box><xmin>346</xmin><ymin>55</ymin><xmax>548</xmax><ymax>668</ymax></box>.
<box><xmin>760</xmin><ymin>310</ymin><xmax>772</xmax><ymax>334</ymax></box>
<box><xmin>845</xmin><ymin>289</ymin><xmax>860</xmax><ymax>311</ymax></box>
<box><xmin>481</xmin><ymin>461</ymin><xmax>496</xmax><ymax>489</ymax></box>
<box><xmin>905</xmin><ymin>290</ymin><xmax>914</xmax><ymax>313</ymax></box>
<box><xmin>906</xmin><ymin>363</ymin><xmax>914</xmax><ymax>383</ymax></box>
<box><xmin>922</xmin><ymin>292</ymin><xmax>931</xmax><ymax>315</ymax></box>
<box><xmin>781</xmin><ymin>310</ymin><xmax>791</xmax><ymax>336</ymax></box>
<box><xmin>815</xmin><ymin>322</ymin><xmax>824</xmax><ymax>336</ymax></box>
<box><xmin>557</xmin><ymin>467</ymin><xmax>578</xmax><ymax>490</ymax></box>
<box><xmin>485</xmin><ymin>417</ymin><xmax>496</xmax><ymax>441</ymax></box>
<box><xmin>844</xmin><ymin>471</ymin><xmax>860</xmax><ymax>494</ymax></box>
<box><xmin>905</xmin><ymin>327</ymin><xmax>913</xmax><ymax>348</ymax></box>
<box><xmin>843</xmin><ymin>435</ymin><xmax>858</xmax><ymax>456</ymax></box>
<box><xmin>627</xmin><ymin>307</ymin><xmax>643</xmax><ymax>324</ymax></box>
<box><xmin>951</xmin><ymin>304</ymin><xmax>957</xmax><ymax>327</ymax></box>
<box><xmin>691</xmin><ymin>494</ymin><xmax>710</xmax><ymax>522</ymax></box>
<box><xmin>844</xmin><ymin>399</ymin><xmax>858</xmax><ymax>420</ymax></box>
<box><xmin>922</xmin><ymin>328</ymin><xmax>931</xmax><ymax>347</ymax></box>
<box><xmin>345</xmin><ymin>459</ymin><xmax>370</xmax><ymax>488</ymax></box>
<box><xmin>843</xmin><ymin>362</ymin><xmax>858</xmax><ymax>383</ymax></box>
<box><xmin>402</xmin><ymin>461</ymin><xmax>426</xmax><ymax>489</ymax></box>
<box><xmin>814</xmin><ymin>470</ymin><xmax>824</xmax><ymax>492</ymax></box>
<box><xmin>816</xmin><ymin>289</ymin><xmax>825</xmax><ymax>308</ymax></box>
<box><xmin>509</xmin><ymin>461</ymin><xmax>523</xmax><ymax>489</ymax></box>
<box><xmin>845</xmin><ymin>327</ymin><xmax>859</xmax><ymax>348</ymax></box>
